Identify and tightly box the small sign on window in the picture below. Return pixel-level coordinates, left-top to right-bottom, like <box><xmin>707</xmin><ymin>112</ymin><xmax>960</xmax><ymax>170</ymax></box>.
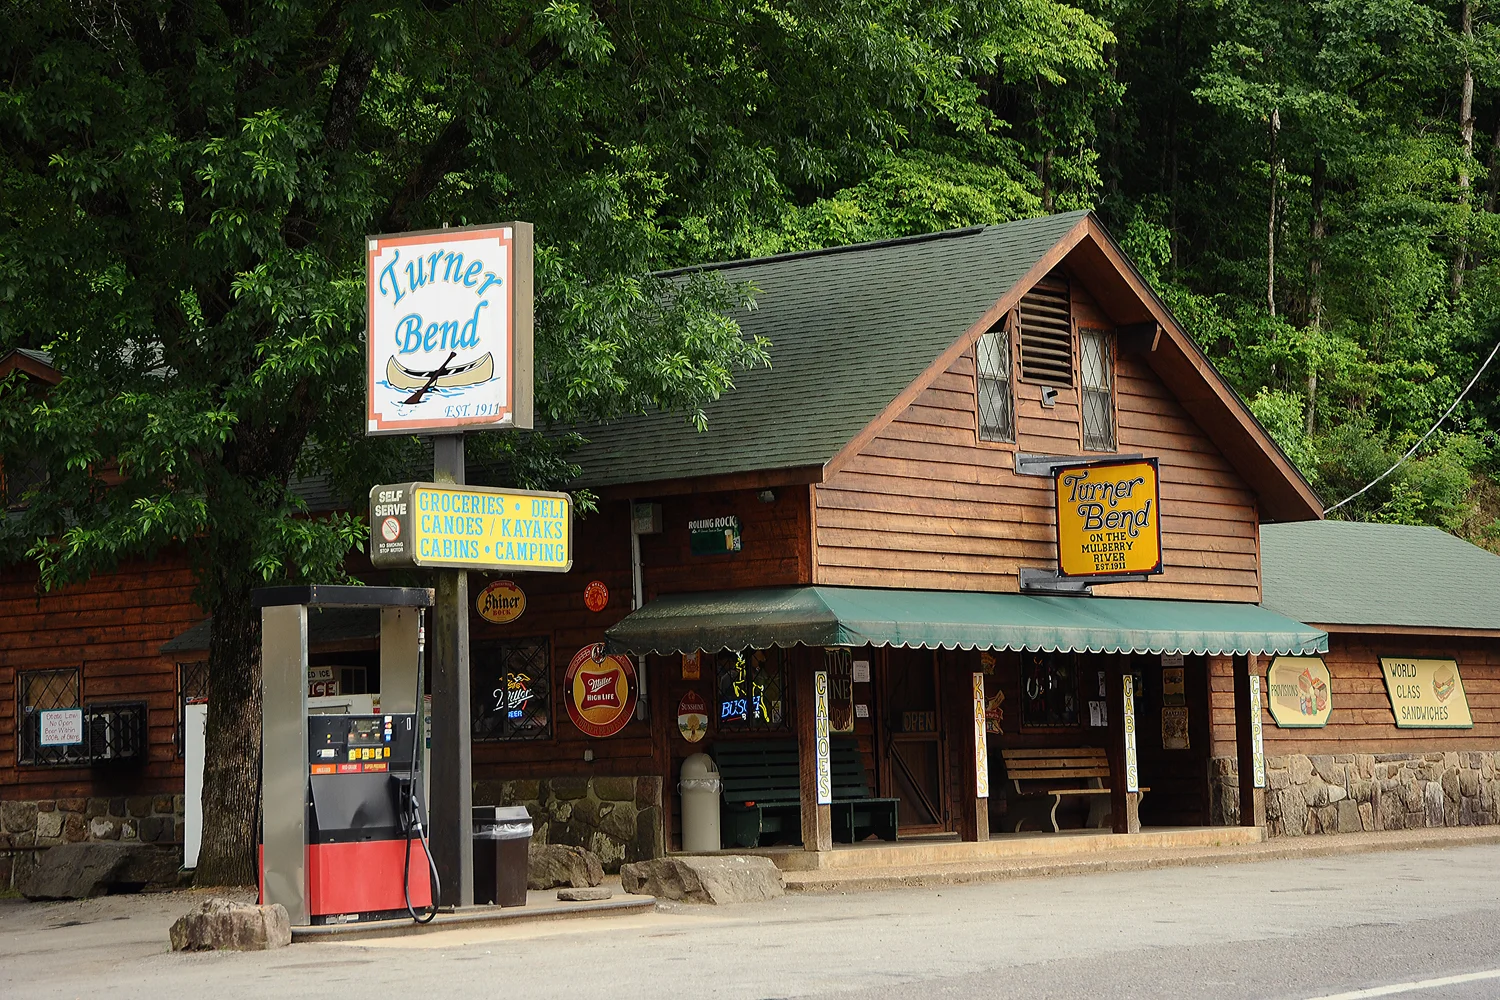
<box><xmin>39</xmin><ymin>708</ymin><xmax>84</xmax><ymax>746</ymax></box>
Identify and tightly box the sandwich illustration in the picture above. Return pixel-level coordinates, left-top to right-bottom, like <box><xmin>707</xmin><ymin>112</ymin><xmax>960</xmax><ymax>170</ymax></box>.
<box><xmin>1433</xmin><ymin>666</ymin><xmax>1456</xmax><ymax>702</ymax></box>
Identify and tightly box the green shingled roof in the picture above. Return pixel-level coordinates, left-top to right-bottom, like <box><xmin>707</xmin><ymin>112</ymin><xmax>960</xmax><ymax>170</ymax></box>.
<box><xmin>1261</xmin><ymin>521</ymin><xmax>1500</xmax><ymax>631</ymax></box>
<box><xmin>569</xmin><ymin>211</ymin><xmax>1090</xmax><ymax>487</ymax></box>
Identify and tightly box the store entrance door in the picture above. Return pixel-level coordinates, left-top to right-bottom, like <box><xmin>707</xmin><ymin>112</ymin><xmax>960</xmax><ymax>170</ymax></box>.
<box><xmin>879</xmin><ymin>649</ymin><xmax>948</xmax><ymax>834</ymax></box>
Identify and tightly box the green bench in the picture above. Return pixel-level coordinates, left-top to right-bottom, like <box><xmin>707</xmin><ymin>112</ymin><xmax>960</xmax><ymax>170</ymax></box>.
<box><xmin>715</xmin><ymin>738</ymin><xmax>899</xmax><ymax>848</ymax></box>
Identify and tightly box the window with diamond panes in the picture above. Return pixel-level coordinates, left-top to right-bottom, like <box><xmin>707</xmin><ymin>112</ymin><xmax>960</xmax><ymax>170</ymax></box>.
<box><xmin>175</xmin><ymin>659</ymin><xmax>210</xmax><ymax>758</ymax></box>
<box><xmin>18</xmin><ymin>668</ymin><xmax>85</xmax><ymax>766</ymax></box>
<box><xmin>472</xmin><ymin>640</ymin><xmax>552</xmax><ymax>740</ymax></box>
<box><xmin>975</xmin><ymin>325</ymin><xmax>1015</xmax><ymax>443</ymax></box>
<box><xmin>1080</xmin><ymin>328</ymin><xmax>1115</xmax><ymax>451</ymax></box>
<box><xmin>716</xmin><ymin>648</ymin><xmax>788</xmax><ymax>732</ymax></box>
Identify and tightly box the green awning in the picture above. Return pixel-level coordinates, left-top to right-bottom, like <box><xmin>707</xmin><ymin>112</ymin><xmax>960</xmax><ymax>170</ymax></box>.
<box><xmin>604</xmin><ymin>585</ymin><xmax>1327</xmax><ymax>657</ymax></box>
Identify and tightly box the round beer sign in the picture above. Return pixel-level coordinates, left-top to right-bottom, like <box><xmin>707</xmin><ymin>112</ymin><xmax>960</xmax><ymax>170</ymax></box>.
<box><xmin>476</xmin><ymin>579</ymin><xmax>526</xmax><ymax>624</ymax></box>
<box><xmin>565</xmin><ymin>643</ymin><xmax>637</xmax><ymax>738</ymax></box>
<box><xmin>583</xmin><ymin>580</ymin><xmax>609</xmax><ymax>612</ymax></box>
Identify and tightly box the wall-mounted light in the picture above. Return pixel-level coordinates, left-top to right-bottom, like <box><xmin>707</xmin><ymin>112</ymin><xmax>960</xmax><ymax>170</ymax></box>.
<box><xmin>1040</xmin><ymin>386</ymin><xmax>1059</xmax><ymax>408</ymax></box>
<box><xmin>757</xmin><ymin>489</ymin><xmax>777</xmax><ymax>503</ymax></box>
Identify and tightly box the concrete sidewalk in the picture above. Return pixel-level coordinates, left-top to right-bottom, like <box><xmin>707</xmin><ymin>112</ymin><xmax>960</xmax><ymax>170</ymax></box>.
<box><xmin>782</xmin><ymin>826</ymin><xmax>1500</xmax><ymax>892</ymax></box>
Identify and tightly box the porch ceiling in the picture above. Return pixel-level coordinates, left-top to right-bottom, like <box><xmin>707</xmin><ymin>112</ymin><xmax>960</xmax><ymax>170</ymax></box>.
<box><xmin>603</xmin><ymin>585</ymin><xmax>1328</xmax><ymax>658</ymax></box>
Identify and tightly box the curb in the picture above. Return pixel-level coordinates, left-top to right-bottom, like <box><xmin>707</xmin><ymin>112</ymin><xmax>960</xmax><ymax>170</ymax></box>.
<box><xmin>783</xmin><ymin>829</ymin><xmax>1500</xmax><ymax>894</ymax></box>
<box><xmin>291</xmin><ymin>894</ymin><xmax>656</xmax><ymax>942</ymax></box>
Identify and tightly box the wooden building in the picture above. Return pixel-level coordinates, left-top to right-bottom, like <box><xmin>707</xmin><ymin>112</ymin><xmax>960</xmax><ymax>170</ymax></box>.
<box><xmin>3</xmin><ymin>211</ymin><xmax>1492</xmax><ymax>883</ymax></box>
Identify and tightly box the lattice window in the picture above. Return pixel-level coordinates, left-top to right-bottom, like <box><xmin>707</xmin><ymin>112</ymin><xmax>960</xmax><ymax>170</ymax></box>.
<box><xmin>1080</xmin><ymin>328</ymin><xmax>1116</xmax><ymax>451</ymax></box>
<box><xmin>17</xmin><ymin>668</ymin><xmax>85</xmax><ymax>766</ymax></box>
<box><xmin>1018</xmin><ymin>273</ymin><xmax>1074</xmax><ymax>386</ymax></box>
<box><xmin>975</xmin><ymin>324</ymin><xmax>1015</xmax><ymax>443</ymax></box>
<box><xmin>716</xmin><ymin>648</ymin><xmax>788</xmax><ymax>732</ymax></box>
<box><xmin>176</xmin><ymin>660</ymin><xmax>210</xmax><ymax>758</ymax></box>
<box><xmin>472</xmin><ymin>640</ymin><xmax>552</xmax><ymax>740</ymax></box>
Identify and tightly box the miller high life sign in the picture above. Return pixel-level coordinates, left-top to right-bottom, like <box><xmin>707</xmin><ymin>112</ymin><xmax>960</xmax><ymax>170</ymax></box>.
<box><xmin>565</xmin><ymin>644</ymin><xmax>638</xmax><ymax>738</ymax></box>
<box><xmin>365</xmin><ymin>222</ymin><xmax>533</xmax><ymax>436</ymax></box>
<box><xmin>1053</xmin><ymin>457</ymin><xmax>1164</xmax><ymax>578</ymax></box>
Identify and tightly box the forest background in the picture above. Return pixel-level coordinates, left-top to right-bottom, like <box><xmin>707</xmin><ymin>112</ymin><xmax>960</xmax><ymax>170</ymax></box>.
<box><xmin>2</xmin><ymin>0</ymin><xmax>1498</xmax><ymax>882</ymax></box>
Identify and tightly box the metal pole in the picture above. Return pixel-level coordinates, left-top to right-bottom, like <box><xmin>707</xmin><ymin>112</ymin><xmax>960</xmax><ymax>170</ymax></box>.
<box><xmin>430</xmin><ymin>434</ymin><xmax>473</xmax><ymax>907</ymax></box>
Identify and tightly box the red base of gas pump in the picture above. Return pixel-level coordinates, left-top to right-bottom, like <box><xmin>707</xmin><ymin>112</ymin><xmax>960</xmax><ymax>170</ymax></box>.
<box><xmin>259</xmin><ymin>842</ymin><xmax>434</xmax><ymax>923</ymax></box>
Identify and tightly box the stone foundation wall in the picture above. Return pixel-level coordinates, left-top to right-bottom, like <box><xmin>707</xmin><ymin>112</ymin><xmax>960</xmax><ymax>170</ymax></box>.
<box><xmin>473</xmin><ymin>775</ymin><xmax>664</xmax><ymax>873</ymax></box>
<box><xmin>0</xmin><ymin>796</ymin><xmax>185</xmax><ymax>888</ymax></box>
<box><xmin>1210</xmin><ymin>751</ymin><xmax>1500</xmax><ymax>835</ymax></box>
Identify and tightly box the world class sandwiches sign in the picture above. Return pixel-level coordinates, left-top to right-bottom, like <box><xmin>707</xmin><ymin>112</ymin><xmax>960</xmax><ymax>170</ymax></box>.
<box><xmin>1054</xmin><ymin>458</ymin><xmax>1164</xmax><ymax>578</ymax></box>
<box><xmin>366</xmin><ymin>222</ymin><xmax>533</xmax><ymax>436</ymax></box>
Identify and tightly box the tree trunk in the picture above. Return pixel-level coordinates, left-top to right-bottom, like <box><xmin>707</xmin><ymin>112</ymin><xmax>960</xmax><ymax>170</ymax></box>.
<box><xmin>194</xmin><ymin>582</ymin><xmax>263</xmax><ymax>886</ymax></box>
<box><xmin>1487</xmin><ymin>114</ymin><xmax>1500</xmax><ymax>213</ymax></box>
<box><xmin>1306</xmin><ymin>152</ymin><xmax>1326</xmax><ymax>437</ymax></box>
<box><xmin>1168</xmin><ymin>0</ymin><xmax>1185</xmax><ymax>268</ymax></box>
<box><xmin>1453</xmin><ymin>0</ymin><xmax>1474</xmax><ymax>297</ymax></box>
<box><xmin>1267</xmin><ymin>108</ymin><xmax>1280</xmax><ymax>318</ymax></box>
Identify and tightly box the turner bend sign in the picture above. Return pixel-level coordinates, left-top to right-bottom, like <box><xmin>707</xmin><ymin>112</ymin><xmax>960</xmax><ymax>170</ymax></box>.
<box><xmin>365</xmin><ymin>222</ymin><xmax>534</xmax><ymax>436</ymax></box>
<box><xmin>1053</xmin><ymin>457</ymin><xmax>1164</xmax><ymax>578</ymax></box>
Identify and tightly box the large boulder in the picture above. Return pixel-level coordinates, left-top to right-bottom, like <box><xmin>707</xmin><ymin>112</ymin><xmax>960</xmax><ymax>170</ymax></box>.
<box><xmin>170</xmin><ymin>898</ymin><xmax>291</xmax><ymax>951</ymax></box>
<box><xmin>18</xmin><ymin>842</ymin><xmax>182</xmax><ymax>900</ymax></box>
<box><xmin>619</xmin><ymin>855</ymin><xmax>784</xmax><ymax>904</ymax></box>
<box><xmin>527</xmin><ymin>844</ymin><xmax>604</xmax><ymax>889</ymax></box>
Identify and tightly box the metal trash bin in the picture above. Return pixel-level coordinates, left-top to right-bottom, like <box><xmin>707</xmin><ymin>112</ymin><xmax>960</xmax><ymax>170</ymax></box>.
<box><xmin>473</xmin><ymin>805</ymin><xmax>534</xmax><ymax>907</ymax></box>
<box><xmin>679</xmin><ymin>753</ymin><xmax>722</xmax><ymax>852</ymax></box>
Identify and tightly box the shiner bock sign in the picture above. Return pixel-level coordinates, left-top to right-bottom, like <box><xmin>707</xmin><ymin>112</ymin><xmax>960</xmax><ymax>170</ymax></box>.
<box><xmin>365</xmin><ymin>222</ymin><xmax>533</xmax><ymax>436</ymax></box>
<box><xmin>1054</xmin><ymin>457</ymin><xmax>1164</xmax><ymax>578</ymax></box>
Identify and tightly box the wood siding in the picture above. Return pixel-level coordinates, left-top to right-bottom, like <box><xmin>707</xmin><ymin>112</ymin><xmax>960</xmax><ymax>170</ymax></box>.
<box><xmin>815</xmin><ymin>280</ymin><xmax>1262</xmax><ymax>601</ymax></box>
<box><xmin>0</xmin><ymin>552</ymin><xmax>201</xmax><ymax>800</ymax></box>
<box><xmin>1209</xmin><ymin>635</ymin><xmax>1500</xmax><ymax>760</ymax></box>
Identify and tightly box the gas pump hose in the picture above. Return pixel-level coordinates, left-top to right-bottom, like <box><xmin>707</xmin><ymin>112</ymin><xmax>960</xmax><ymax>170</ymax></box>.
<box><xmin>402</xmin><ymin>609</ymin><xmax>441</xmax><ymax>924</ymax></box>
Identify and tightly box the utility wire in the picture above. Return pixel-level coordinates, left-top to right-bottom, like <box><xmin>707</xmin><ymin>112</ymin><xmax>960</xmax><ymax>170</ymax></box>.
<box><xmin>1323</xmin><ymin>334</ymin><xmax>1500</xmax><ymax>515</ymax></box>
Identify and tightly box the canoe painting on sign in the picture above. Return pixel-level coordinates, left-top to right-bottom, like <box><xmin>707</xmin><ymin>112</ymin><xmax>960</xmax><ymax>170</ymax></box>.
<box><xmin>365</xmin><ymin>222</ymin><xmax>532</xmax><ymax>435</ymax></box>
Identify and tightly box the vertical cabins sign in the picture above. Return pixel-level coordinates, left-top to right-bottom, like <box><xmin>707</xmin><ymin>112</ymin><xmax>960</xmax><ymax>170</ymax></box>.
<box><xmin>366</xmin><ymin>223</ymin><xmax>534</xmax><ymax>435</ymax></box>
<box><xmin>1054</xmin><ymin>458</ymin><xmax>1164</xmax><ymax>578</ymax></box>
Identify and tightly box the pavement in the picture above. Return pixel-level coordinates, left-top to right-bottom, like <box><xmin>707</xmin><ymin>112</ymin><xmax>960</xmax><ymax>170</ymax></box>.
<box><xmin>5</xmin><ymin>829</ymin><xmax>1500</xmax><ymax>999</ymax></box>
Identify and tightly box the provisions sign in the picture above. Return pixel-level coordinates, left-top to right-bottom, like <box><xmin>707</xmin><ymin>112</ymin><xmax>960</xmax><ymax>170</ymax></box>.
<box><xmin>1054</xmin><ymin>457</ymin><xmax>1164</xmax><ymax>578</ymax></box>
<box><xmin>370</xmin><ymin>482</ymin><xmax>572</xmax><ymax>572</ymax></box>
<box><xmin>365</xmin><ymin>223</ymin><xmax>533</xmax><ymax>436</ymax></box>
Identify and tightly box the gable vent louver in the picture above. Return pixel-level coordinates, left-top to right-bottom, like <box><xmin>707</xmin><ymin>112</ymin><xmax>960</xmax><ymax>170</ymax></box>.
<box><xmin>1018</xmin><ymin>273</ymin><xmax>1074</xmax><ymax>387</ymax></box>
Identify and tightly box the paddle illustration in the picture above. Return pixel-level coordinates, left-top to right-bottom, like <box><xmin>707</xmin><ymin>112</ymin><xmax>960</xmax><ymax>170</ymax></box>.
<box><xmin>403</xmin><ymin>351</ymin><xmax>457</xmax><ymax>405</ymax></box>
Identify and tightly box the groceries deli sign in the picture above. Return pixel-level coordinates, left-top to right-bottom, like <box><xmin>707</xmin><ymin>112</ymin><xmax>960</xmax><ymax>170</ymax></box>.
<box><xmin>366</xmin><ymin>223</ymin><xmax>534</xmax><ymax>435</ymax></box>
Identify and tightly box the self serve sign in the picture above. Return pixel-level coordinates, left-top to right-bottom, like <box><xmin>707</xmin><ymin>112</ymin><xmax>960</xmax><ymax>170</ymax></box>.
<box><xmin>369</xmin><ymin>482</ymin><xmax>572</xmax><ymax>572</ymax></box>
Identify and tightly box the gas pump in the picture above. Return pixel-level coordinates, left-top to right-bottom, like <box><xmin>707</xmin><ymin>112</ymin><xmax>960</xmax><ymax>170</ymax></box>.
<box><xmin>254</xmin><ymin>585</ymin><xmax>440</xmax><ymax>926</ymax></box>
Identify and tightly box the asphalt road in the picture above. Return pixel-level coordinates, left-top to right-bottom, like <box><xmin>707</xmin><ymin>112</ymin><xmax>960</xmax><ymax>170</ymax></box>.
<box><xmin>6</xmin><ymin>843</ymin><xmax>1500</xmax><ymax>1000</ymax></box>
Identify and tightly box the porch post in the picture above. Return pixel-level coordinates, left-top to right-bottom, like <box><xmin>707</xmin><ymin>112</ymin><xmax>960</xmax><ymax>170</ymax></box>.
<box><xmin>958</xmin><ymin>670</ymin><xmax>990</xmax><ymax>842</ymax></box>
<box><xmin>1233</xmin><ymin>653</ymin><xmax>1268</xmax><ymax>827</ymax></box>
<box><xmin>796</xmin><ymin>650</ymin><xmax>833</xmax><ymax>852</ymax></box>
<box><xmin>1109</xmin><ymin>662</ymin><xmax>1142</xmax><ymax>834</ymax></box>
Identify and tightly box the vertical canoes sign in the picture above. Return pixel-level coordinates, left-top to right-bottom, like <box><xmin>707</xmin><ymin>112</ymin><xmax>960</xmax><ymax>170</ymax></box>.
<box><xmin>366</xmin><ymin>223</ymin><xmax>533</xmax><ymax>435</ymax></box>
<box><xmin>814</xmin><ymin>671</ymin><xmax>832</xmax><ymax>805</ymax></box>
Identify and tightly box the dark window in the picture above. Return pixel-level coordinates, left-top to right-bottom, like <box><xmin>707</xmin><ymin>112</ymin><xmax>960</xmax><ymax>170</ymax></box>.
<box><xmin>1080</xmin><ymin>328</ymin><xmax>1116</xmax><ymax>451</ymax></box>
<box><xmin>175</xmin><ymin>659</ymin><xmax>210</xmax><ymax>758</ymax></box>
<box><xmin>1020</xmin><ymin>652</ymin><xmax>1080</xmax><ymax>728</ymax></box>
<box><xmin>716</xmin><ymin>648</ymin><xmax>788</xmax><ymax>732</ymax></box>
<box><xmin>17</xmin><ymin>668</ymin><xmax>84</xmax><ymax>765</ymax></box>
<box><xmin>975</xmin><ymin>325</ymin><xmax>1015</xmax><ymax>443</ymax></box>
<box><xmin>1018</xmin><ymin>273</ymin><xmax>1074</xmax><ymax>387</ymax></box>
<box><xmin>472</xmin><ymin>640</ymin><xmax>552</xmax><ymax>740</ymax></box>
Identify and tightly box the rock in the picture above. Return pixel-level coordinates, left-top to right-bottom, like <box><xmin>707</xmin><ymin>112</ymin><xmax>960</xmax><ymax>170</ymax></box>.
<box><xmin>169</xmin><ymin>898</ymin><xmax>291</xmax><ymax>951</ymax></box>
<box><xmin>1424</xmin><ymin>781</ymin><xmax>1446</xmax><ymax>827</ymax></box>
<box><xmin>592</xmin><ymin>776</ymin><xmax>637</xmax><ymax>803</ymax></box>
<box><xmin>35</xmin><ymin>810</ymin><xmax>64</xmax><ymax>841</ymax></box>
<box><xmin>1290</xmin><ymin>755</ymin><xmax>1314</xmax><ymax>785</ymax></box>
<box><xmin>619</xmin><ymin>855</ymin><xmax>784</xmax><ymax>904</ymax></box>
<box><xmin>18</xmin><ymin>842</ymin><xmax>181</xmax><ymax>900</ymax></box>
<box><xmin>557</xmin><ymin>886</ymin><xmax>613</xmax><ymax>901</ymax></box>
<box><xmin>527</xmin><ymin>844</ymin><xmax>604</xmax><ymax>889</ymax></box>
<box><xmin>1</xmin><ymin>800</ymin><xmax>38</xmax><ymax>834</ymax></box>
<box><xmin>1336</xmin><ymin>800</ymin><xmax>1362</xmax><ymax>834</ymax></box>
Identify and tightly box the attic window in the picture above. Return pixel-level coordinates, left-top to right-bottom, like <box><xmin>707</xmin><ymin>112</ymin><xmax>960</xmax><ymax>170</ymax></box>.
<box><xmin>975</xmin><ymin>324</ymin><xmax>1015</xmax><ymax>443</ymax></box>
<box><xmin>1018</xmin><ymin>273</ymin><xmax>1074</xmax><ymax>387</ymax></box>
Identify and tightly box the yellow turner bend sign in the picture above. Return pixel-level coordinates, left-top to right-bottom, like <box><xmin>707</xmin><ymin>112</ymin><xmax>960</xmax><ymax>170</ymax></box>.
<box><xmin>1054</xmin><ymin>458</ymin><xmax>1164</xmax><ymax>578</ymax></box>
<box><xmin>369</xmin><ymin>482</ymin><xmax>572</xmax><ymax>572</ymax></box>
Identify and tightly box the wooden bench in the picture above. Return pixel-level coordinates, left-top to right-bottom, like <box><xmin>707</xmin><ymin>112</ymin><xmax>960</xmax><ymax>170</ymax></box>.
<box><xmin>715</xmin><ymin>738</ymin><xmax>899</xmax><ymax>848</ymax></box>
<box><xmin>999</xmin><ymin>747</ymin><xmax>1148</xmax><ymax>833</ymax></box>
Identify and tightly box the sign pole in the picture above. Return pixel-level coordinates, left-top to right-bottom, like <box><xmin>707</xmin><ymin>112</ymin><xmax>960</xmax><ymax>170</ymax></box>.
<box><xmin>430</xmin><ymin>433</ymin><xmax>474</xmax><ymax>907</ymax></box>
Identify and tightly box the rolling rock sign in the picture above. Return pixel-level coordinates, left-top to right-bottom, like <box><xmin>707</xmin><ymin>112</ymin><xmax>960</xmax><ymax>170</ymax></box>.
<box><xmin>1054</xmin><ymin>458</ymin><xmax>1164</xmax><ymax>578</ymax></box>
<box><xmin>366</xmin><ymin>223</ymin><xmax>533</xmax><ymax>436</ymax></box>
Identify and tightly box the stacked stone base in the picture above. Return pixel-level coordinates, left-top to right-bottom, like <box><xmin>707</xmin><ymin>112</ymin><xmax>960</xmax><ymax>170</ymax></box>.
<box><xmin>1211</xmin><ymin>751</ymin><xmax>1500</xmax><ymax>836</ymax></box>
<box><xmin>473</xmin><ymin>775</ymin><xmax>664</xmax><ymax>873</ymax></box>
<box><xmin>1</xmin><ymin>796</ymin><xmax>185</xmax><ymax>889</ymax></box>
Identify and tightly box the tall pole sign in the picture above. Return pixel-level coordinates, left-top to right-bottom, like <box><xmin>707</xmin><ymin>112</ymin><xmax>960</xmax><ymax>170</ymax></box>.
<box><xmin>365</xmin><ymin>221</ymin><xmax>535</xmax><ymax>910</ymax></box>
<box><xmin>366</xmin><ymin>223</ymin><xmax>533</xmax><ymax>435</ymax></box>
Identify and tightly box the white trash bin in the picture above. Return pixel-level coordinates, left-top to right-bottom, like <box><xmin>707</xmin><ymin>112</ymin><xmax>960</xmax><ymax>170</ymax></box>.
<box><xmin>679</xmin><ymin>753</ymin><xmax>722</xmax><ymax>852</ymax></box>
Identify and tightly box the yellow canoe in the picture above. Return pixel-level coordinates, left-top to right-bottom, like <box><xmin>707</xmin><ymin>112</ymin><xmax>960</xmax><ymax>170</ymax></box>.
<box><xmin>385</xmin><ymin>352</ymin><xmax>494</xmax><ymax>391</ymax></box>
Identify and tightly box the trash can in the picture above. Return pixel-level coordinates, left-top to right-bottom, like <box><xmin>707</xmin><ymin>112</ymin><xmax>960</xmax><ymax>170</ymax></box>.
<box><xmin>679</xmin><ymin>753</ymin><xmax>722</xmax><ymax>852</ymax></box>
<box><xmin>473</xmin><ymin>805</ymin><xmax>533</xmax><ymax>907</ymax></box>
